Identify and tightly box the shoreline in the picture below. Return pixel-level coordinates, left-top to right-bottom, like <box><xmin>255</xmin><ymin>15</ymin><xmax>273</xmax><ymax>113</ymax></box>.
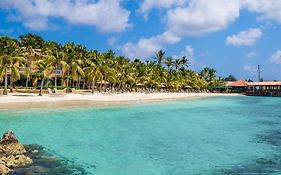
<box><xmin>0</xmin><ymin>92</ymin><xmax>242</xmax><ymax>109</ymax></box>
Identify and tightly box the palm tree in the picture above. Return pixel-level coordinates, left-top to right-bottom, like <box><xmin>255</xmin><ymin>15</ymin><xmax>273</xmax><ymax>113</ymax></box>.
<box><xmin>22</xmin><ymin>61</ymin><xmax>32</xmax><ymax>87</ymax></box>
<box><xmin>0</xmin><ymin>34</ymin><xmax>222</xmax><ymax>93</ymax></box>
<box><xmin>0</xmin><ymin>37</ymin><xmax>25</xmax><ymax>95</ymax></box>
<box><xmin>34</xmin><ymin>60</ymin><xmax>54</xmax><ymax>96</ymax></box>
<box><xmin>62</xmin><ymin>43</ymin><xmax>85</xmax><ymax>91</ymax></box>
<box><xmin>199</xmin><ymin>67</ymin><xmax>217</xmax><ymax>82</ymax></box>
<box><xmin>84</xmin><ymin>58</ymin><xmax>102</xmax><ymax>93</ymax></box>
<box><xmin>180</xmin><ymin>56</ymin><xmax>190</xmax><ymax>69</ymax></box>
<box><xmin>19</xmin><ymin>33</ymin><xmax>45</xmax><ymax>49</ymax></box>
<box><xmin>174</xmin><ymin>58</ymin><xmax>182</xmax><ymax>71</ymax></box>
<box><xmin>43</xmin><ymin>42</ymin><xmax>66</xmax><ymax>88</ymax></box>
<box><xmin>19</xmin><ymin>34</ymin><xmax>45</xmax><ymax>88</ymax></box>
<box><xmin>165</xmin><ymin>57</ymin><xmax>174</xmax><ymax>73</ymax></box>
<box><xmin>154</xmin><ymin>50</ymin><xmax>165</xmax><ymax>66</ymax></box>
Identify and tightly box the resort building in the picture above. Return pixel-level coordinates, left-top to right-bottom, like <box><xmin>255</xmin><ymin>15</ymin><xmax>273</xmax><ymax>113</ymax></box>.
<box><xmin>246</xmin><ymin>81</ymin><xmax>281</xmax><ymax>96</ymax></box>
<box><xmin>226</xmin><ymin>80</ymin><xmax>248</xmax><ymax>93</ymax></box>
<box><xmin>223</xmin><ymin>79</ymin><xmax>281</xmax><ymax>96</ymax></box>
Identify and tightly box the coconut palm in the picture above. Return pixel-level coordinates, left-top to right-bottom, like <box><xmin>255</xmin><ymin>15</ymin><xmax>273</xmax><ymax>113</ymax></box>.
<box><xmin>0</xmin><ymin>34</ymin><xmax>222</xmax><ymax>93</ymax></box>
<box><xmin>174</xmin><ymin>58</ymin><xmax>182</xmax><ymax>71</ymax></box>
<box><xmin>165</xmin><ymin>57</ymin><xmax>174</xmax><ymax>73</ymax></box>
<box><xmin>180</xmin><ymin>56</ymin><xmax>190</xmax><ymax>69</ymax></box>
<box><xmin>84</xmin><ymin>58</ymin><xmax>103</xmax><ymax>93</ymax></box>
<box><xmin>154</xmin><ymin>50</ymin><xmax>165</xmax><ymax>66</ymax></box>
<box><xmin>199</xmin><ymin>67</ymin><xmax>217</xmax><ymax>82</ymax></box>
<box><xmin>19</xmin><ymin>34</ymin><xmax>45</xmax><ymax>49</ymax></box>
<box><xmin>0</xmin><ymin>37</ymin><xmax>25</xmax><ymax>95</ymax></box>
<box><xmin>34</xmin><ymin>60</ymin><xmax>54</xmax><ymax>96</ymax></box>
<box><xmin>62</xmin><ymin>43</ymin><xmax>85</xmax><ymax>91</ymax></box>
<box><xmin>43</xmin><ymin>42</ymin><xmax>66</xmax><ymax>88</ymax></box>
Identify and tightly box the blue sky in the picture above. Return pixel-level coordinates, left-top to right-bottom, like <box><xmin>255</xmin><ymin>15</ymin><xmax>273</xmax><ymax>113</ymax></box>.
<box><xmin>1</xmin><ymin>0</ymin><xmax>281</xmax><ymax>81</ymax></box>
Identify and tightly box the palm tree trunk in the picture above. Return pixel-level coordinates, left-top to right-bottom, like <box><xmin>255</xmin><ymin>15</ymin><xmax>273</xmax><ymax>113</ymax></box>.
<box><xmin>77</xmin><ymin>76</ymin><xmax>80</xmax><ymax>89</ymax></box>
<box><xmin>66</xmin><ymin>69</ymin><xmax>70</xmax><ymax>92</ymax></box>
<box><xmin>83</xmin><ymin>81</ymin><xmax>85</xmax><ymax>89</ymax></box>
<box><xmin>9</xmin><ymin>76</ymin><xmax>13</xmax><ymax>93</ymax></box>
<box><xmin>3</xmin><ymin>70</ymin><xmax>8</xmax><ymax>95</ymax></box>
<box><xmin>91</xmin><ymin>80</ymin><xmax>95</xmax><ymax>94</ymax></box>
<box><xmin>55</xmin><ymin>64</ymin><xmax>58</xmax><ymax>88</ymax></box>
<box><xmin>118</xmin><ymin>82</ymin><xmax>122</xmax><ymax>92</ymax></box>
<box><xmin>45</xmin><ymin>78</ymin><xmax>49</xmax><ymax>87</ymax></box>
<box><xmin>39</xmin><ymin>79</ymin><xmax>45</xmax><ymax>96</ymax></box>
<box><xmin>25</xmin><ymin>77</ymin><xmax>29</xmax><ymax>87</ymax></box>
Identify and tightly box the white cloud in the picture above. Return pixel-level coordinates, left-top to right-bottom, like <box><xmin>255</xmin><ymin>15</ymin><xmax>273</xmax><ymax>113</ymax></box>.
<box><xmin>124</xmin><ymin>0</ymin><xmax>241</xmax><ymax>58</ymax></box>
<box><xmin>243</xmin><ymin>0</ymin><xmax>281</xmax><ymax>23</ymax></box>
<box><xmin>244</xmin><ymin>65</ymin><xmax>257</xmax><ymax>73</ymax></box>
<box><xmin>173</xmin><ymin>45</ymin><xmax>194</xmax><ymax>58</ymax></box>
<box><xmin>138</xmin><ymin>0</ymin><xmax>188</xmax><ymax>18</ymax></box>
<box><xmin>226</xmin><ymin>28</ymin><xmax>262</xmax><ymax>46</ymax></box>
<box><xmin>0</xmin><ymin>0</ymin><xmax>130</xmax><ymax>32</ymax></box>
<box><xmin>270</xmin><ymin>50</ymin><xmax>281</xmax><ymax>64</ymax></box>
<box><xmin>125</xmin><ymin>0</ymin><xmax>281</xmax><ymax>58</ymax></box>
<box><xmin>139</xmin><ymin>0</ymin><xmax>281</xmax><ymax>24</ymax></box>
<box><xmin>184</xmin><ymin>45</ymin><xmax>194</xmax><ymax>56</ymax></box>
<box><xmin>166</xmin><ymin>0</ymin><xmax>241</xmax><ymax>36</ymax></box>
<box><xmin>172</xmin><ymin>45</ymin><xmax>195</xmax><ymax>65</ymax></box>
<box><xmin>122</xmin><ymin>31</ymin><xmax>180</xmax><ymax>59</ymax></box>
<box><xmin>107</xmin><ymin>36</ymin><xmax>118</xmax><ymax>47</ymax></box>
<box><xmin>246</xmin><ymin>51</ymin><xmax>258</xmax><ymax>58</ymax></box>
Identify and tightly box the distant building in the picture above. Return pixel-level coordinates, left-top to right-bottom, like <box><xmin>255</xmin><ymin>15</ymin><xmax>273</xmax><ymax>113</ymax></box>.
<box><xmin>224</xmin><ymin>80</ymin><xmax>281</xmax><ymax>96</ymax></box>
<box><xmin>226</xmin><ymin>80</ymin><xmax>248</xmax><ymax>93</ymax></box>
<box><xmin>246</xmin><ymin>81</ymin><xmax>281</xmax><ymax>96</ymax></box>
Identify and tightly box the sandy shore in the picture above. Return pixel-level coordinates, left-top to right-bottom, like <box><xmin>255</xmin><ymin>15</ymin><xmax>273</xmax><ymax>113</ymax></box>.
<box><xmin>0</xmin><ymin>92</ymin><xmax>241</xmax><ymax>109</ymax></box>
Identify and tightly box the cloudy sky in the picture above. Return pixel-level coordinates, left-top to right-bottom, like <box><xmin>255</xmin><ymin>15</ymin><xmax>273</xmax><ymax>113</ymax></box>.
<box><xmin>1</xmin><ymin>0</ymin><xmax>281</xmax><ymax>80</ymax></box>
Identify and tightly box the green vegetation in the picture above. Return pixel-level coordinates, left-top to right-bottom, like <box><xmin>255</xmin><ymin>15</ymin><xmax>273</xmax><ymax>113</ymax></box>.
<box><xmin>224</xmin><ymin>75</ymin><xmax>237</xmax><ymax>82</ymax></box>
<box><xmin>0</xmin><ymin>34</ymin><xmax>224</xmax><ymax>95</ymax></box>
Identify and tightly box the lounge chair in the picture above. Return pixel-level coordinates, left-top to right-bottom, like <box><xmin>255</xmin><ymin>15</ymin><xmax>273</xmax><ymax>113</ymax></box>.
<box><xmin>47</xmin><ymin>88</ymin><xmax>55</xmax><ymax>96</ymax></box>
<box><xmin>54</xmin><ymin>88</ymin><xmax>65</xmax><ymax>96</ymax></box>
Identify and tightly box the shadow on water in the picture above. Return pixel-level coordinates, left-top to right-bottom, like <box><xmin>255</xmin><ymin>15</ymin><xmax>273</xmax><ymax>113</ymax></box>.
<box><xmin>11</xmin><ymin>144</ymin><xmax>91</xmax><ymax>175</ymax></box>
<box><xmin>210</xmin><ymin>100</ymin><xmax>281</xmax><ymax>174</ymax></box>
<box><xmin>212</xmin><ymin>129</ymin><xmax>281</xmax><ymax>175</ymax></box>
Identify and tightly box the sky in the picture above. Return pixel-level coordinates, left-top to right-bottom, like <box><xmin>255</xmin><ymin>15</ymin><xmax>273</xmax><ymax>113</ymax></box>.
<box><xmin>0</xmin><ymin>0</ymin><xmax>281</xmax><ymax>81</ymax></box>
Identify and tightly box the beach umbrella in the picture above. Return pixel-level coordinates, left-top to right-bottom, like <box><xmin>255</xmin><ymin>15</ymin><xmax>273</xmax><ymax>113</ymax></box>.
<box><xmin>136</xmin><ymin>83</ymin><xmax>144</xmax><ymax>86</ymax></box>
<box><xmin>97</xmin><ymin>80</ymin><xmax>109</xmax><ymax>85</ymax></box>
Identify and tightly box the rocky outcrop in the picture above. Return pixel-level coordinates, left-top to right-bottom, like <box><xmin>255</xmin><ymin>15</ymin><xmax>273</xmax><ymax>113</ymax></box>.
<box><xmin>0</xmin><ymin>131</ymin><xmax>32</xmax><ymax>174</ymax></box>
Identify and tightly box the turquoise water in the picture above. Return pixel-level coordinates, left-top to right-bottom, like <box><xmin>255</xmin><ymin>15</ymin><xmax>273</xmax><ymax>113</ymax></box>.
<box><xmin>0</xmin><ymin>96</ymin><xmax>281</xmax><ymax>174</ymax></box>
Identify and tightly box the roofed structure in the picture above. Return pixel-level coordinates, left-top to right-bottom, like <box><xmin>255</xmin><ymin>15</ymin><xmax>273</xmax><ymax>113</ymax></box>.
<box><xmin>227</xmin><ymin>80</ymin><xmax>248</xmax><ymax>87</ymax></box>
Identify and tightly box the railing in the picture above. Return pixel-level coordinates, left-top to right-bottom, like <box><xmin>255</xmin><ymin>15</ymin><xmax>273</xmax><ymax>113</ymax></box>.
<box><xmin>246</xmin><ymin>89</ymin><xmax>281</xmax><ymax>96</ymax></box>
<box><xmin>52</xmin><ymin>70</ymin><xmax>62</xmax><ymax>75</ymax></box>
<box><xmin>19</xmin><ymin>67</ymin><xmax>25</xmax><ymax>72</ymax></box>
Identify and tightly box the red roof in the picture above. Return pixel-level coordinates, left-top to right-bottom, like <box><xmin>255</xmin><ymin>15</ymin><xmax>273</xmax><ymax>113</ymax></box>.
<box><xmin>227</xmin><ymin>80</ymin><xmax>248</xmax><ymax>87</ymax></box>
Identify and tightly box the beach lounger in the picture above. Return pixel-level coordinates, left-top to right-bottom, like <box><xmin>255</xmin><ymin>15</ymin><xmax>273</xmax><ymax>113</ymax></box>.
<box><xmin>54</xmin><ymin>88</ymin><xmax>65</xmax><ymax>96</ymax></box>
<box><xmin>47</xmin><ymin>88</ymin><xmax>55</xmax><ymax>96</ymax></box>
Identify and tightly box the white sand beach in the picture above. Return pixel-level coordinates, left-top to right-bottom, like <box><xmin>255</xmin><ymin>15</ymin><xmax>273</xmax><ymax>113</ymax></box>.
<box><xmin>0</xmin><ymin>92</ymin><xmax>241</xmax><ymax>109</ymax></box>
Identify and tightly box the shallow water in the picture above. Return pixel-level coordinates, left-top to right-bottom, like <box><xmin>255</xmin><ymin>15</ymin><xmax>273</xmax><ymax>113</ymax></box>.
<box><xmin>0</xmin><ymin>96</ymin><xmax>281</xmax><ymax>174</ymax></box>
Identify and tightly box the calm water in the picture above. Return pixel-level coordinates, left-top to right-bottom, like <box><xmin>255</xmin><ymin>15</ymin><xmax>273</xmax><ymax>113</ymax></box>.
<box><xmin>0</xmin><ymin>96</ymin><xmax>281</xmax><ymax>174</ymax></box>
